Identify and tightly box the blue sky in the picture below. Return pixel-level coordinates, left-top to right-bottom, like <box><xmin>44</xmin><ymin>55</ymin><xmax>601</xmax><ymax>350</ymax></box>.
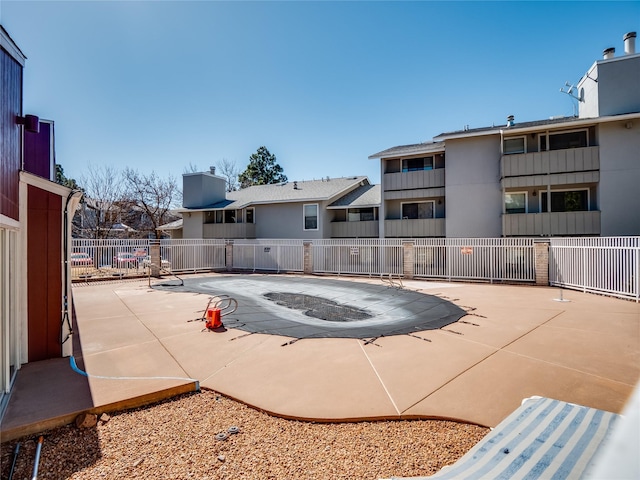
<box><xmin>1</xmin><ymin>1</ymin><xmax>638</xmax><ymax>186</ymax></box>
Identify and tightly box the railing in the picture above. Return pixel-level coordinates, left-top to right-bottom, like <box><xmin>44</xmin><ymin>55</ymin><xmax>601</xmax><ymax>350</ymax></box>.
<box><xmin>160</xmin><ymin>239</ymin><xmax>226</xmax><ymax>273</ymax></box>
<box><xmin>231</xmin><ymin>239</ymin><xmax>304</xmax><ymax>272</ymax></box>
<box><xmin>71</xmin><ymin>238</ymin><xmax>152</xmax><ymax>279</ymax></box>
<box><xmin>501</xmin><ymin>146</ymin><xmax>599</xmax><ymax>177</ymax></box>
<box><xmin>383</xmin><ymin>168</ymin><xmax>445</xmax><ymax>191</ymax></box>
<box><xmin>330</xmin><ymin>220</ymin><xmax>379</xmax><ymax>238</ymax></box>
<box><xmin>202</xmin><ymin>223</ymin><xmax>256</xmax><ymax>239</ymax></box>
<box><xmin>550</xmin><ymin>237</ymin><xmax>639</xmax><ymax>301</ymax></box>
<box><xmin>312</xmin><ymin>239</ymin><xmax>403</xmax><ymax>276</ymax></box>
<box><xmin>70</xmin><ymin>238</ymin><xmax>226</xmax><ymax>280</ymax></box>
<box><xmin>70</xmin><ymin>237</ymin><xmax>639</xmax><ymax>302</ymax></box>
<box><xmin>384</xmin><ymin>218</ymin><xmax>446</xmax><ymax>237</ymax></box>
<box><xmin>413</xmin><ymin>238</ymin><xmax>535</xmax><ymax>282</ymax></box>
<box><xmin>502</xmin><ymin>211</ymin><xmax>601</xmax><ymax>237</ymax></box>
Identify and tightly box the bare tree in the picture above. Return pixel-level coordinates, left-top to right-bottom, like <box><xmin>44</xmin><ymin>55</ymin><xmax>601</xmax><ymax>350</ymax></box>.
<box><xmin>183</xmin><ymin>162</ymin><xmax>200</xmax><ymax>174</ymax></box>
<box><xmin>77</xmin><ymin>165</ymin><xmax>130</xmax><ymax>239</ymax></box>
<box><xmin>217</xmin><ymin>158</ymin><xmax>241</xmax><ymax>192</ymax></box>
<box><xmin>122</xmin><ymin>168</ymin><xmax>181</xmax><ymax>239</ymax></box>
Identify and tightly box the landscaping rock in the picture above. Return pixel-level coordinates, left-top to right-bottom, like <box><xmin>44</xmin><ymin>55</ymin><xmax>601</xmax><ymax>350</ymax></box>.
<box><xmin>75</xmin><ymin>412</ymin><xmax>97</xmax><ymax>429</ymax></box>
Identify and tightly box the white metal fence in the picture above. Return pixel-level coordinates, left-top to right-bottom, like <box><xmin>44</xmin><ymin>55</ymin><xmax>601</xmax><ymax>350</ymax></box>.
<box><xmin>72</xmin><ymin>238</ymin><xmax>152</xmax><ymax>279</ymax></box>
<box><xmin>231</xmin><ymin>239</ymin><xmax>304</xmax><ymax>273</ymax></box>
<box><xmin>413</xmin><ymin>238</ymin><xmax>536</xmax><ymax>282</ymax></box>
<box><xmin>70</xmin><ymin>238</ymin><xmax>226</xmax><ymax>279</ymax></box>
<box><xmin>160</xmin><ymin>239</ymin><xmax>226</xmax><ymax>273</ymax></box>
<box><xmin>550</xmin><ymin>237</ymin><xmax>639</xmax><ymax>301</ymax></box>
<box><xmin>70</xmin><ymin>237</ymin><xmax>639</xmax><ymax>302</ymax></box>
<box><xmin>312</xmin><ymin>239</ymin><xmax>404</xmax><ymax>276</ymax></box>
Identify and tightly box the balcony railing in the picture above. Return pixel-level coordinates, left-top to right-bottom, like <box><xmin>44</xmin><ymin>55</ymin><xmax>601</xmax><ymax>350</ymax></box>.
<box><xmin>203</xmin><ymin>223</ymin><xmax>256</xmax><ymax>239</ymax></box>
<box><xmin>384</xmin><ymin>218</ymin><xmax>445</xmax><ymax>237</ymax></box>
<box><xmin>502</xmin><ymin>146</ymin><xmax>599</xmax><ymax>178</ymax></box>
<box><xmin>330</xmin><ymin>220</ymin><xmax>379</xmax><ymax>238</ymax></box>
<box><xmin>383</xmin><ymin>168</ymin><xmax>445</xmax><ymax>191</ymax></box>
<box><xmin>502</xmin><ymin>211</ymin><xmax>601</xmax><ymax>236</ymax></box>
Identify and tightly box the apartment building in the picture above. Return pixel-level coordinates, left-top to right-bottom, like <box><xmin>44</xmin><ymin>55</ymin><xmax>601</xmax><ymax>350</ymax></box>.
<box><xmin>177</xmin><ymin>171</ymin><xmax>380</xmax><ymax>239</ymax></box>
<box><xmin>370</xmin><ymin>32</ymin><xmax>640</xmax><ymax>238</ymax></box>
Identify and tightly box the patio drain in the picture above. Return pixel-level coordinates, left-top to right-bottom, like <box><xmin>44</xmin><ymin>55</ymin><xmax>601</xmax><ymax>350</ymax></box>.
<box><xmin>264</xmin><ymin>292</ymin><xmax>373</xmax><ymax>322</ymax></box>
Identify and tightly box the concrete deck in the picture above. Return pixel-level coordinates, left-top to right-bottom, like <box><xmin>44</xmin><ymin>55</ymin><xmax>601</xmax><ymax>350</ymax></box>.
<box><xmin>2</xmin><ymin>273</ymin><xmax>639</xmax><ymax>442</ymax></box>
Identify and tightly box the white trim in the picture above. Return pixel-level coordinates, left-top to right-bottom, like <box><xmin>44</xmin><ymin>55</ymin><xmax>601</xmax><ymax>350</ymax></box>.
<box><xmin>504</xmin><ymin>191</ymin><xmax>528</xmax><ymax>214</ymax></box>
<box><xmin>503</xmin><ymin>135</ymin><xmax>527</xmax><ymax>155</ymax></box>
<box><xmin>20</xmin><ymin>171</ymin><xmax>72</xmax><ymax>197</ymax></box>
<box><xmin>245</xmin><ymin>207</ymin><xmax>255</xmax><ymax>224</ymax></box>
<box><xmin>303</xmin><ymin>203</ymin><xmax>319</xmax><ymax>231</ymax></box>
<box><xmin>538</xmin><ymin>187</ymin><xmax>591</xmax><ymax>212</ymax></box>
<box><xmin>0</xmin><ymin>27</ymin><xmax>26</xmax><ymax>66</ymax></box>
<box><xmin>0</xmin><ymin>214</ymin><xmax>20</xmax><ymax>230</ymax></box>
<box><xmin>400</xmin><ymin>200</ymin><xmax>436</xmax><ymax>220</ymax></box>
<box><xmin>368</xmin><ymin>141</ymin><xmax>446</xmax><ymax>159</ymax></box>
<box><xmin>402</xmin><ymin>156</ymin><xmax>434</xmax><ymax>172</ymax></box>
<box><xmin>346</xmin><ymin>207</ymin><xmax>377</xmax><ymax>222</ymax></box>
<box><xmin>539</xmin><ymin>127</ymin><xmax>589</xmax><ymax>151</ymax></box>
<box><xmin>436</xmin><ymin>112</ymin><xmax>640</xmax><ymax>141</ymax></box>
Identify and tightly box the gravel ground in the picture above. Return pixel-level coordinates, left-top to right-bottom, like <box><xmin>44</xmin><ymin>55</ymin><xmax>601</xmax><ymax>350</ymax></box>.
<box><xmin>1</xmin><ymin>390</ymin><xmax>488</xmax><ymax>480</ymax></box>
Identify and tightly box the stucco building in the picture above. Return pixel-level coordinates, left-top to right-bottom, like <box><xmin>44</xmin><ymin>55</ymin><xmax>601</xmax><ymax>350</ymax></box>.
<box><xmin>176</xmin><ymin>172</ymin><xmax>380</xmax><ymax>239</ymax></box>
<box><xmin>370</xmin><ymin>31</ymin><xmax>640</xmax><ymax>238</ymax></box>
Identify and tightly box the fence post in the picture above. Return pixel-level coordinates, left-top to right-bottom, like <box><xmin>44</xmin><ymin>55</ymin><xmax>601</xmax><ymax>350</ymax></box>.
<box><xmin>402</xmin><ymin>240</ymin><xmax>415</xmax><ymax>280</ymax></box>
<box><xmin>303</xmin><ymin>241</ymin><xmax>313</xmax><ymax>274</ymax></box>
<box><xmin>150</xmin><ymin>240</ymin><xmax>161</xmax><ymax>277</ymax></box>
<box><xmin>534</xmin><ymin>241</ymin><xmax>549</xmax><ymax>286</ymax></box>
<box><xmin>225</xmin><ymin>241</ymin><xmax>233</xmax><ymax>272</ymax></box>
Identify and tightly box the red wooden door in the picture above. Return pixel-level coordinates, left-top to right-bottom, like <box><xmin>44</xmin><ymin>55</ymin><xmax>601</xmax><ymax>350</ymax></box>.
<box><xmin>27</xmin><ymin>185</ymin><xmax>63</xmax><ymax>361</ymax></box>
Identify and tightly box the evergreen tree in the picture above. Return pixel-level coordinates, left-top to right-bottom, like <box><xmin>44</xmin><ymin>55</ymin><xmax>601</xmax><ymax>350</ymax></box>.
<box><xmin>238</xmin><ymin>146</ymin><xmax>287</xmax><ymax>188</ymax></box>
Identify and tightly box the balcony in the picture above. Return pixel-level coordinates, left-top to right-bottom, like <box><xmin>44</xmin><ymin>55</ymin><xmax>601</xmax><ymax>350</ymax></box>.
<box><xmin>383</xmin><ymin>168</ymin><xmax>445</xmax><ymax>192</ymax></box>
<box><xmin>384</xmin><ymin>218</ymin><xmax>445</xmax><ymax>237</ymax></box>
<box><xmin>203</xmin><ymin>223</ymin><xmax>256</xmax><ymax>239</ymax></box>
<box><xmin>330</xmin><ymin>220</ymin><xmax>379</xmax><ymax>238</ymax></box>
<box><xmin>502</xmin><ymin>211</ymin><xmax>601</xmax><ymax>236</ymax></box>
<box><xmin>501</xmin><ymin>147</ymin><xmax>599</xmax><ymax>188</ymax></box>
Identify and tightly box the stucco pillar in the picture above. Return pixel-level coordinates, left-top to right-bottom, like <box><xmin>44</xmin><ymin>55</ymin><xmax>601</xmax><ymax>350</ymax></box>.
<box><xmin>150</xmin><ymin>241</ymin><xmax>161</xmax><ymax>278</ymax></box>
<box><xmin>402</xmin><ymin>240</ymin><xmax>415</xmax><ymax>280</ymax></box>
<box><xmin>303</xmin><ymin>241</ymin><xmax>313</xmax><ymax>274</ymax></box>
<box><xmin>534</xmin><ymin>241</ymin><xmax>549</xmax><ymax>286</ymax></box>
<box><xmin>225</xmin><ymin>241</ymin><xmax>233</xmax><ymax>272</ymax></box>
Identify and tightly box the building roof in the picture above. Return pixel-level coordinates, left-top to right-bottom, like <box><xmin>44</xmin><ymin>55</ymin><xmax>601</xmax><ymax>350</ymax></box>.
<box><xmin>433</xmin><ymin>115</ymin><xmax>590</xmax><ymax>140</ymax></box>
<box><xmin>327</xmin><ymin>184</ymin><xmax>380</xmax><ymax>209</ymax></box>
<box><xmin>371</xmin><ymin>114</ymin><xmax>627</xmax><ymax>156</ymax></box>
<box><xmin>0</xmin><ymin>25</ymin><xmax>27</xmax><ymax>66</ymax></box>
<box><xmin>158</xmin><ymin>218</ymin><xmax>183</xmax><ymax>231</ymax></box>
<box><xmin>368</xmin><ymin>141</ymin><xmax>445</xmax><ymax>159</ymax></box>
<box><xmin>180</xmin><ymin>176</ymin><xmax>370</xmax><ymax>211</ymax></box>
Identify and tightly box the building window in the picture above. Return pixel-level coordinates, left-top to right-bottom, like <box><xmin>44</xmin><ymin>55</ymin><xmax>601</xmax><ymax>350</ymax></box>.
<box><xmin>224</xmin><ymin>210</ymin><xmax>236</xmax><ymax>223</ymax></box>
<box><xmin>215</xmin><ymin>211</ymin><xmax>223</xmax><ymax>224</ymax></box>
<box><xmin>541</xmin><ymin>189</ymin><xmax>589</xmax><ymax>212</ymax></box>
<box><xmin>401</xmin><ymin>201</ymin><xmax>434</xmax><ymax>219</ymax></box>
<box><xmin>304</xmin><ymin>204</ymin><xmax>318</xmax><ymax>230</ymax></box>
<box><xmin>540</xmin><ymin>130</ymin><xmax>588</xmax><ymax>151</ymax></box>
<box><xmin>402</xmin><ymin>156</ymin><xmax>433</xmax><ymax>172</ymax></box>
<box><xmin>246</xmin><ymin>208</ymin><xmax>254</xmax><ymax>224</ymax></box>
<box><xmin>348</xmin><ymin>208</ymin><xmax>375</xmax><ymax>222</ymax></box>
<box><xmin>505</xmin><ymin>192</ymin><xmax>527</xmax><ymax>214</ymax></box>
<box><xmin>503</xmin><ymin>137</ymin><xmax>526</xmax><ymax>154</ymax></box>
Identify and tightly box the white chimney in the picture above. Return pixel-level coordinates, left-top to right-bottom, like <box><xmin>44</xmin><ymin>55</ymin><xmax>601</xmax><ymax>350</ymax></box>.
<box><xmin>506</xmin><ymin>115</ymin><xmax>515</xmax><ymax>127</ymax></box>
<box><xmin>624</xmin><ymin>31</ymin><xmax>636</xmax><ymax>55</ymax></box>
<box><xmin>603</xmin><ymin>47</ymin><xmax>615</xmax><ymax>59</ymax></box>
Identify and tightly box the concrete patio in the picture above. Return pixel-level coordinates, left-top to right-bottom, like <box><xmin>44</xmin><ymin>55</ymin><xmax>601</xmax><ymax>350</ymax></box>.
<box><xmin>2</xmin><ymin>273</ymin><xmax>639</xmax><ymax>442</ymax></box>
